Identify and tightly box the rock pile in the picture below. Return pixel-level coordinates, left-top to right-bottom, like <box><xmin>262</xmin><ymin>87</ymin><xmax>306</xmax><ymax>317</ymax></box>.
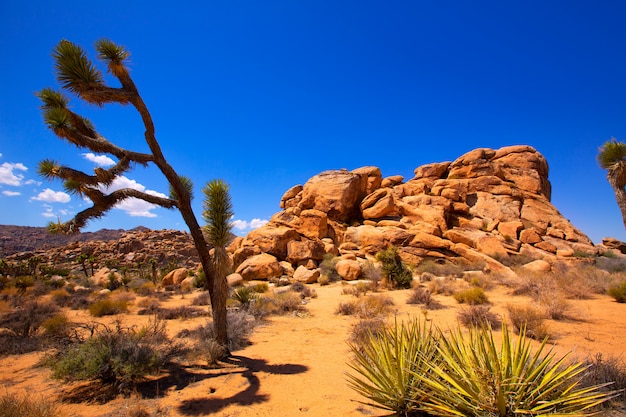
<box><xmin>228</xmin><ymin>145</ymin><xmax>597</xmax><ymax>282</ymax></box>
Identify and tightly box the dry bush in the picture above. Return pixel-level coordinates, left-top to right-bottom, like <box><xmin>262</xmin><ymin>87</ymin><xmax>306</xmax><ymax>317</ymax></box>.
<box><xmin>407</xmin><ymin>286</ymin><xmax>431</xmax><ymax>305</ymax></box>
<box><xmin>49</xmin><ymin>288</ymin><xmax>71</xmax><ymax>307</ymax></box>
<box><xmin>579</xmin><ymin>353</ymin><xmax>626</xmax><ymax>407</ymax></box>
<box><xmin>88</xmin><ymin>297</ymin><xmax>128</xmax><ymax>317</ymax></box>
<box><xmin>537</xmin><ymin>291</ymin><xmax>573</xmax><ymax>320</ymax></box>
<box><xmin>427</xmin><ymin>277</ymin><xmax>466</xmax><ymax>296</ymax></box>
<box><xmin>0</xmin><ymin>392</ymin><xmax>58</xmax><ymax>417</ymax></box>
<box><xmin>335</xmin><ymin>295</ymin><xmax>394</xmax><ymax>319</ymax></box>
<box><xmin>155</xmin><ymin>306</ymin><xmax>207</xmax><ymax>320</ymax></box>
<box><xmin>290</xmin><ymin>282</ymin><xmax>317</xmax><ymax>299</ymax></box>
<box><xmin>416</xmin><ymin>259</ymin><xmax>464</xmax><ymax>278</ymax></box>
<box><xmin>506</xmin><ymin>303</ymin><xmax>549</xmax><ymax>340</ymax></box>
<box><xmin>41</xmin><ymin>312</ymin><xmax>72</xmax><ymax>340</ymax></box>
<box><xmin>350</xmin><ymin>316</ymin><xmax>386</xmax><ymax>346</ymax></box>
<box><xmin>608</xmin><ymin>281</ymin><xmax>626</xmax><ymax>303</ymax></box>
<box><xmin>0</xmin><ymin>299</ymin><xmax>59</xmax><ymax>338</ymax></box>
<box><xmin>181</xmin><ymin>310</ymin><xmax>256</xmax><ymax>354</ymax></box>
<box><xmin>453</xmin><ymin>287</ymin><xmax>489</xmax><ymax>305</ymax></box>
<box><xmin>248</xmin><ymin>291</ymin><xmax>305</xmax><ymax>319</ymax></box>
<box><xmin>457</xmin><ymin>305</ymin><xmax>501</xmax><ymax>329</ymax></box>
<box><xmin>191</xmin><ymin>292</ymin><xmax>211</xmax><ymax>306</ymax></box>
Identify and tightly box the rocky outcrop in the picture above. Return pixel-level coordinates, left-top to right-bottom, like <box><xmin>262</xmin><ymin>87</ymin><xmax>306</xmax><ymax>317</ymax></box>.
<box><xmin>229</xmin><ymin>145</ymin><xmax>598</xmax><ymax>282</ymax></box>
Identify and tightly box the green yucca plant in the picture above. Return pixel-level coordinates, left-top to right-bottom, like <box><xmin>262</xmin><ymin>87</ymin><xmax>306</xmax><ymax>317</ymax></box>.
<box><xmin>346</xmin><ymin>318</ymin><xmax>439</xmax><ymax>416</ymax></box>
<box><xmin>414</xmin><ymin>324</ymin><xmax>616</xmax><ymax>416</ymax></box>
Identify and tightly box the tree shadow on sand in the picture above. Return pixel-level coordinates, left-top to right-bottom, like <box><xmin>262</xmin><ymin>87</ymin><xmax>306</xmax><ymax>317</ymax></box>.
<box><xmin>176</xmin><ymin>355</ymin><xmax>308</xmax><ymax>416</ymax></box>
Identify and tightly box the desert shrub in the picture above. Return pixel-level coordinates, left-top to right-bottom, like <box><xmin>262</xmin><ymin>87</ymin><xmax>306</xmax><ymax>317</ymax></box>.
<box><xmin>361</xmin><ymin>260</ymin><xmax>383</xmax><ymax>288</ymax></box>
<box><xmin>182</xmin><ymin>310</ymin><xmax>256</xmax><ymax>354</ymax></box>
<box><xmin>49</xmin><ymin>288</ymin><xmax>70</xmax><ymax>306</ymax></box>
<box><xmin>347</xmin><ymin>318</ymin><xmax>440</xmax><ymax>416</ymax></box>
<box><xmin>317</xmin><ymin>275</ymin><xmax>330</xmax><ymax>286</ymax></box>
<box><xmin>506</xmin><ymin>303</ymin><xmax>549</xmax><ymax>340</ymax></box>
<box><xmin>155</xmin><ymin>305</ymin><xmax>206</xmax><ymax>320</ymax></box>
<box><xmin>349</xmin><ymin>317</ymin><xmax>387</xmax><ymax>346</ymax></box>
<box><xmin>0</xmin><ymin>299</ymin><xmax>59</xmax><ymax>338</ymax></box>
<box><xmin>319</xmin><ymin>254</ymin><xmax>341</xmax><ymax>282</ymax></box>
<box><xmin>135</xmin><ymin>281</ymin><xmax>157</xmax><ymax>296</ymax></box>
<box><xmin>453</xmin><ymin>287</ymin><xmax>489</xmax><ymax>305</ymax></box>
<box><xmin>41</xmin><ymin>312</ymin><xmax>72</xmax><ymax>339</ymax></box>
<box><xmin>14</xmin><ymin>276</ymin><xmax>35</xmax><ymax>293</ymax></box>
<box><xmin>336</xmin><ymin>295</ymin><xmax>394</xmax><ymax>319</ymax></box>
<box><xmin>579</xmin><ymin>353</ymin><xmax>626</xmax><ymax>407</ymax></box>
<box><xmin>191</xmin><ymin>291</ymin><xmax>211</xmax><ymax>306</ymax></box>
<box><xmin>457</xmin><ymin>305</ymin><xmax>501</xmax><ymax>329</ymax></box>
<box><xmin>0</xmin><ymin>392</ymin><xmax>58</xmax><ymax>417</ymax></box>
<box><xmin>538</xmin><ymin>292</ymin><xmax>572</xmax><ymax>320</ymax></box>
<box><xmin>248</xmin><ymin>291</ymin><xmax>304</xmax><ymax>318</ymax></box>
<box><xmin>231</xmin><ymin>286</ymin><xmax>258</xmax><ymax>309</ymax></box>
<box><xmin>407</xmin><ymin>286</ymin><xmax>431</xmax><ymax>305</ymax></box>
<box><xmin>608</xmin><ymin>281</ymin><xmax>626</xmax><ymax>303</ymax></box>
<box><xmin>88</xmin><ymin>297</ymin><xmax>128</xmax><ymax>317</ymax></box>
<box><xmin>47</xmin><ymin>319</ymin><xmax>177</xmax><ymax>392</ymax></box>
<box><xmin>596</xmin><ymin>255</ymin><xmax>626</xmax><ymax>273</ymax></box>
<box><xmin>411</xmin><ymin>324</ymin><xmax>615</xmax><ymax>416</ymax></box>
<box><xmin>427</xmin><ymin>277</ymin><xmax>465</xmax><ymax>296</ymax></box>
<box><xmin>250</xmin><ymin>282</ymin><xmax>269</xmax><ymax>293</ymax></box>
<box><xmin>67</xmin><ymin>290</ymin><xmax>92</xmax><ymax>310</ymax></box>
<box><xmin>291</xmin><ymin>282</ymin><xmax>317</xmax><ymax>299</ymax></box>
<box><xmin>376</xmin><ymin>246</ymin><xmax>413</xmax><ymax>288</ymax></box>
<box><xmin>415</xmin><ymin>258</ymin><xmax>464</xmax><ymax>277</ymax></box>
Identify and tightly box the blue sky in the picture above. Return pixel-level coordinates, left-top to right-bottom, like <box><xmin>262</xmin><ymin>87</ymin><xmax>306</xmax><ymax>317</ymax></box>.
<box><xmin>1</xmin><ymin>1</ymin><xmax>625</xmax><ymax>243</ymax></box>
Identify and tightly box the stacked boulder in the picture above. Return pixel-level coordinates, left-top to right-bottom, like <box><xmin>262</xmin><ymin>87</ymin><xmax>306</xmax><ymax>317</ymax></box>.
<box><xmin>228</xmin><ymin>145</ymin><xmax>596</xmax><ymax>282</ymax></box>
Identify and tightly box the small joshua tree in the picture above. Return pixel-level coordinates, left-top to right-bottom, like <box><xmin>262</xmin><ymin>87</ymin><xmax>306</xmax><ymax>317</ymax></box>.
<box><xmin>36</xmin><ymin>39</ymin><xmax>228</xmax><ymax>350</ymax></box>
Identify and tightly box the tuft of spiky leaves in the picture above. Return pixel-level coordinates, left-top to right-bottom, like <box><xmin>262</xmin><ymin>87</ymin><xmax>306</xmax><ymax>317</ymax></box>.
<box><xmin>347</xmin><ymin>318</ymin><xmax>439</xmax><ymax>416</ymax></box>
<box><xmin>598</xmin><ymin>138</ymin><xmax>626</xmax><ymax>170</ymax></box>
<box><xmin>37</xmin><ymin>88</ymin><xmax>69</xmax><ymax>109</ymax></box>
<box><xmin>52</xmin><ymin>40</ymin><xmax>103</xmax><ymax>95</ymax></box>
<box><xmin>169</xmin><ymin>175</ymin><xmax>194</xmax><ymax>202</ymax></box>
<box><xmin>38</xmin><ymin>159</ymin><xmax>61</xmax><ymax>180</ymax></box>
<box><xmin>413</xmin><ymin>324</ymin><xmax>617</xmax><ymax>416</ymax></box>
<box><xmin>95</xmin><ymin>38</ymin><xmax>130</xmax><ymax>76</ymax></box>
<box><xmin>202</xmin><ymin>179</ymin><xmax>233</xmax><ymax>248</ymax></box>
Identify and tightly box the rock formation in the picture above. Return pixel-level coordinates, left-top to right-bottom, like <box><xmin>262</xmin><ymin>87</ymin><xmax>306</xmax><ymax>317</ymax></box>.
<box><xmin>229</xmin><ymin>145</ymin><xmax>597</xmax><ymax>282</ymax></box>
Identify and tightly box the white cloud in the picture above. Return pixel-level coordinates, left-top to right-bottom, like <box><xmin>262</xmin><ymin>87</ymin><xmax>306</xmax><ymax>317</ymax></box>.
<box><xmin>2</xmin><ymin>190</ymin><xmax>20</xmax><ymax>196</ymax></box>
<box><xmin>83</xmin><ymin>153</ymin><xmax>115</xmax><ymax>166</ymax></box>
<box><xmin>25</xmin><ymin>179</ymin><xmax>42</xmax><ymax>186</ymax></box>
<box><xmin>0</xmin><ymin>162</ymin><xmax>27</xmax><ymax>186</ymax></box>
<box><xmin>232</xmin><ymin>218</ymin><xmax>269</xmax><ymax>231</ymax></box>
<box><xmin>31</xmin><ymin>188</ymin><xmax>71</xmax><ymax>203</ymax></box>
<box><xmin>97</xmin><ymin>175</ymin><xmax>166</xmax><ymax>218</ymax></box>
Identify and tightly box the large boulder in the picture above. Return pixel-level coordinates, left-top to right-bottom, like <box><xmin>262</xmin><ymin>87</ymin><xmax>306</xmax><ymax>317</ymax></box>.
<box><xmin>299</xmin><ymin>169</ymin><xmax>366</xmax><ymax>222</ymax></box>
<box><xmin>235</xmin><ymin>253</ymin><xmax>282</xmax><ymax>281</ymax></box>
<box><xmin>162</xmin><ymin>267</ymin><xmax>189</xmax><ymax>286</ymax></box>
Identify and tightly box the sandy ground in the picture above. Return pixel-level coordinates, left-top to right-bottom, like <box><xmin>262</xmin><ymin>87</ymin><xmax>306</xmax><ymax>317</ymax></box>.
<box><xmin>1</xmin><ymin>282</ymin><xmax>626</xmax><ymax>416</ymax></box>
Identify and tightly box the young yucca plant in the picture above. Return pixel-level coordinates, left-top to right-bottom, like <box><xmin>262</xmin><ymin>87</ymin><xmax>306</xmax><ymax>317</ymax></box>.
<box><xmin>346</xmin><ymin>318</ymin><xmax>440</xmax><ymax>416</ymax></box>
<box><xmin>413</xmin><ymin>324</ymin><xmax>617</xmax><ymax>416</ymax></box>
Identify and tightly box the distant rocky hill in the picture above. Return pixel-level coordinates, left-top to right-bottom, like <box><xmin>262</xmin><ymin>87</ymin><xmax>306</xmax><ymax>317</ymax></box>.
<box><xmin>0</xmin><ymin>225</ymin><xmax>149</xmax><ymax>258</ymax></box>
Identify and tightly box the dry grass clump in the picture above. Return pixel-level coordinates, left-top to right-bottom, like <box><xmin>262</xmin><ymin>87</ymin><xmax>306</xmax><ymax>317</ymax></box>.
<box><xmin>415</xmin><ymin>259</ymin><xmax>464</xmax><ymax>277</ymax></box>
<box><xmin>191</xmin><ymin>292</ymin><xmax>211</xmax><ymax>306</ymax></box>
<box><xmin>335</xmin><ymin>295</ymin><xmax>394</xmax><ymax>319</ymax></box>
<box><xmin>457</xmin><ymin>305</ymin><xmax>501</xmax><ymax>329</ymax></box>
<box><xmin>248</xmin><ymin>291</ymin><xmax>305</xmax><ymax>319</ymax></box>
<box><xmin>607</xmin><ymin>281</ymin><xmax>626</xmax><ymax>303</ymax></box>
<box><xmin>181</xmin><ymin>310</ymin><xmax>256</xmax><ymax>357</ymax></box>
<box><xmin>537</xmin><ymin>291</ymin><xmax>573</xmax><ymax>320</ymax></box>
<box><xmin>427</xmin><ymin>277</ymin><xmax>466</xmax><ymax>296</ymax></box>
<box><xmin>156</xmin><ymin>305</ymin><xmax>207</xmax><ymax>320</ymax></box>
<box><xmin>0</xmin><ymin>392</ymin><xmax>58</xmax><ymax>417</ymax></box>
<box><xmin>452</xmin><ymin>287</ymin><xmax>489</xmax><ymax>305</ymax></box>
<box><xmin>506</xmin><ymin>303</ymin><xmax>549</xmax><ymax>340</ymax></box>
<box><xmin>579</xmin><ymin>353</ymin><xmax>626</xmax><ymax>407</ymax></box>
<box><xmin>88</xmin><ymin>297</ymin><xmax>129</xmax><ymax>317</ymax></box>
<box><xmin>406</xmin><ymin>286</ymin><xmax>444</xmax><ymax>310</ymax></box>
<box><xmin>290</xmin><ymin>282</ymin><xmax>318</xmax><ymax>299</ymax></box>
<box><xmin>349</xmin><ymin>316</ymin><xmax>386</xmax><ymax>346</ymax></box>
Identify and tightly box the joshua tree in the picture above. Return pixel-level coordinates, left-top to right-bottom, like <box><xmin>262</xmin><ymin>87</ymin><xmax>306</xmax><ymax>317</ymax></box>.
<box><xmin>598</xmin><ymin>137</ymin><xmax>626</xmax><ymax>229</ymax></box>
<box><xmin>202</xmin><ymin>179</ymin><xmax>233</xmax><ymax>349</ymax></box>
<box><xmin>36</xmin><ymin>39</ymin><xmax>228</xmax><ymax>349</ymax></box>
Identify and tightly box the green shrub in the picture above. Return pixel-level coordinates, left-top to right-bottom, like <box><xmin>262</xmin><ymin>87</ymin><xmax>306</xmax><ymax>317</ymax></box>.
<box><xmin>319</xmin><ymin>254</ymin><xmax>341</xmax><ymax>282</ymax></box>
<box><xmin>47</xmin><ymin>320</ymin><xmax>176</xmax><ymax>392</ymax></box>
<box><xmin>231</xmin><ymin>286</ymin><xmax>258</xmax><ymax>309</ymax></box>
<box><xmin>375</xmin><ymin>246</ymin><xmax>413</xmax><ymax>289</ymax></box>
<box><xmin>0</xmin><ymin>392</ymin><xmax>58</xmax><ymax>417</ymax></box>
<box><xmin>452</xmin><ymin>287</ymin><xmax>489</xmax><ymax>305</ymax></box>
<box><xmin>608</xmin><ymin>281</ymin><xmax>626</xmax><ymax>303</ymax></box>
<box><xmin>88</xmin><ymin>298</ymin><xmax>128</xmax><ymax>317</ymax></box>
<box><xmin>41</xmin><ymin>312</ymin><xmax>72</xmax><ymax>339</ymax></box>
<box><xmin>250</xmin><ymin>282</ymin><xmax>269</xmax><ymax>293</ymax></box>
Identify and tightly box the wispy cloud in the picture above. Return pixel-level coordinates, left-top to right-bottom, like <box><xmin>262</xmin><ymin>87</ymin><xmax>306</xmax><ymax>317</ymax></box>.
<box><xmin>31</xmin><ymin>188</ymin><xmax>71</xmax><ymax>203</ymax></box>
<box><xmin>2</xmin><ymin>190</ymin><xmax>21</xmax><ymax>197</ymax></box>
<box><xmin>0</xmin><ymin>162</ymin><xmax>27</xmax><ymax>186</ymax></box>
<box><xmin>41</xmin><ymin>204</ymin><xmax>74</xmax><ymax>219</ymax></box>
<box><xmin>97</xmin><ymin>175</ymin><xmax>166</xmax><ymax>218</ymax></box>
<box><xmin>82</xmin><ymin>153</ymin><xmax>115</xmax><ymax>166</ymax></box>
<box><xmin>232</xmin><ymin>218</ymin><xmax>269</xmax><ymax>232</ymax></box>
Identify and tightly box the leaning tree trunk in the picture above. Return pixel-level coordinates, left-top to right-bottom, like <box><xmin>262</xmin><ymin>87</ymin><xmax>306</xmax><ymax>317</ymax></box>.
<box><xmin>608</xmin><ymin>164</ymin><xmax>626</xmax><ymax>230</ymax></box>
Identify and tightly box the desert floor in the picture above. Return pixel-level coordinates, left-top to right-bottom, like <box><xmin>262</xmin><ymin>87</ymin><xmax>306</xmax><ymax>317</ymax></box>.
<box><xmin>1</xmin><ymin>282</ymin><xmax>626</xmax><ymax>416</ymax></box>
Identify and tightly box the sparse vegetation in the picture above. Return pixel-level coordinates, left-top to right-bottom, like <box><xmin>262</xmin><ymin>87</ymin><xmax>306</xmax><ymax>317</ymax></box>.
<box><xmin>457</xmin><ymin>305</ymin><xmax>501</xmax><ymax>329</ymax></box>
<box><xmin>0</xmin><ymin>392</ymin><xmax>58</xmax><ymax>417</ymax></box>
<box><xmin>319</xmin><ymin>254</ymin><xmax>341</xmax><ymax>282</ymax></box>
<box><xmin>88</xmin><ymin>297</ymin><xmax>129</xmax><ymax>317</ymax></box>
<box><xmin>506</xmin><ymin>303</ymin><xmax>549</xmax><ymax>340</ymax></box>
<box><xmin>608</xmin><ymin>281</ymin><xmax>626</xmax><ymax>303</ymax></box>
<box><xmin>452</xmin><ymin>286</ymin><xmax>489</xmax><ymax>305</ymax></box>
<box><xmin>375</xmin><ymin>246</ymin><xmax>413</xmax><ymax>289</ymax></box>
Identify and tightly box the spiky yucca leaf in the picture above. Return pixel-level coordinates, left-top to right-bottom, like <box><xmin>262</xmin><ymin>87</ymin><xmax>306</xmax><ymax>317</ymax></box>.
<box><xmin>42</xmin><ymin>107</ymin><xmax>72</xmax><ymax>133</ymax></box>
<box><xmin>346</xmin><ymin>318</ymin><xmax>439</xmax><ymax>416</ymax></box>
<box><xmin>95</xmin><ymin>39</ymin><xmax>130</xmax><ymax>77</ymax></box>
<box><xmin>202</xmin><ymin>179</ymin><xmax>233</xmax><ymax>248</ymax></box>
<box><xmin>38</xmin><ymin>159</ymin><xmax>61</xmax><ymax>180</ymax></box>
<box><xmin>414</xmin><ymin>324</ymin><xmax>616</xmax><ymax>416</ymax></box>
<box><xmin>52</xmin><ymin>40</ymin><xmax>103</xmax><ymax>95</ymax></box>
<box><xmin>37</xmin><ymin>88</ymin><xmax>69</xmax><ymax>109</ymax></box>
<box><xmin>598</xmin><ymin>138</ymin><xmax>626</xmax><ymax>170</ymax></box>
<box><xmin>169</xmin><ymin>175</ymin><xmax>194</xmax><ymax>202</ymax></box>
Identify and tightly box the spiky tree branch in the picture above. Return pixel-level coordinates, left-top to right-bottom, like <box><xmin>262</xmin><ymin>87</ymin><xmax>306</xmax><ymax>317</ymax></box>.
<box><xmin>38</xmin><ymin>39</ymin><xmax>227</xmax><ymax>349</ymax></box>
<box><xmin>598</xmin><ymin>138</ymin><xmax>626</xmax><ymax>229</ymax></box>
